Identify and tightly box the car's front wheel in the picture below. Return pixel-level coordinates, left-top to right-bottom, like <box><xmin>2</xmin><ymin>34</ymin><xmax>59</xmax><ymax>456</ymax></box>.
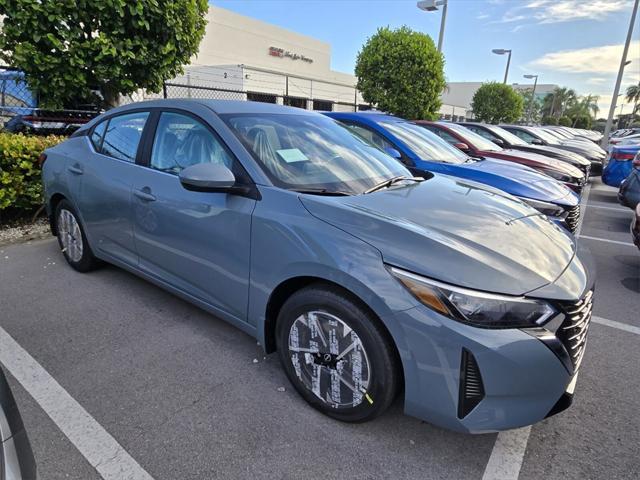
<box><xmin>276</xmin><ymin>285</ymin><xmax>399</xmax><ymax>422</ymax></box>
<box><xmin>55</xmin><ymin>200</ymin><xmax>100</xmax><ymax>272</ymax></box>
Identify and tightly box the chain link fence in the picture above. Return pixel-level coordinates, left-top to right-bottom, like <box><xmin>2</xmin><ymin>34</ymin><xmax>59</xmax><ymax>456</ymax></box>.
<box><xmin>0</xmin><ymin>67</ymin><xmax>99</xmax><ymax>135</ymax></box>
<box><xmin>162</xmin><ymin>81</ymin><xmax>371</xmax><ymax>112</ymax></box>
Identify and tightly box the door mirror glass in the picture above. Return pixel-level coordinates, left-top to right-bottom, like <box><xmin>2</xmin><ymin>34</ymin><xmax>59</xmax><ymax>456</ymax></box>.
<box><xmin>383</xmin><ymin>146</ymin><xmax>402</xmax><ymax>159</ymax></box>
<box><xmin>179</xmin><ymin>163</ymin><xmax>236</xmax><ymax>192</ymax></box>
<box><xmin>454</xmin><ymin>142</ymin><xmax>470</xmax><ymax>151</ymax></box>
<box><xmin>531</xmin><ymin>138</ymin><xmax>544</xmax><ymax>145</ymax></box>
<box><xmin>492</xmin><ymin>138</ymin><xmax>505</xmax><ymax>147</ymax></box>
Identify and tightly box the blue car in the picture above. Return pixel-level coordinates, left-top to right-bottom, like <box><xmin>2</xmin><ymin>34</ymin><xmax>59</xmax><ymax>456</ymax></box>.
<box><xmin>324</xmin><ymin>112</ymin><xmax>581</xmax><ymax>233</ymax></box>
<box><xmin>603</xmin><ymin>145</ymin><xmax>640</xmax><ymax>188</ymax></box>
<box><xmin>42</xmin><ymin>100</ymin><xmax>594</xmax><ymax>433</ymax></box>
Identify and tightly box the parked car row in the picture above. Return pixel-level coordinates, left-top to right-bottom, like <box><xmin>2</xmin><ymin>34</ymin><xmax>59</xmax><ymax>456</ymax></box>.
<box><xmin>326</xmin><ymin>112</ymin><xmax>582</xmax><ymax>232</ymax></box>
<box><xmin>500</xmin><ymin>125</ymin><xmax>606</xmax><ymax>174</ymax></box>
<box><xmin>40</xmin><ymin>100</ymin><xmax>595</xmax><ymax>434</ymax></box>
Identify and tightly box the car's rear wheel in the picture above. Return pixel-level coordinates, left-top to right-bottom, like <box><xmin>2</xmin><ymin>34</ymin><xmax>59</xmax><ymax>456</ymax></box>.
<box><xmin>276</xmin><ymin>285</ymin><xmax>399</xmax><ymax>422</ymax></box>
<box><xmin>55</xmin><ymin>200</ymin><xmax>100</xmax><ymax>272</ymax></box>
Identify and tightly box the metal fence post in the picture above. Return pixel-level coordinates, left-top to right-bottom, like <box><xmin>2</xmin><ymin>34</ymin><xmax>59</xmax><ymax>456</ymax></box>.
<box><xmin>162</xmin><ymin>82</ymin><xmax>167</xmax><ymax>99</ymax></box>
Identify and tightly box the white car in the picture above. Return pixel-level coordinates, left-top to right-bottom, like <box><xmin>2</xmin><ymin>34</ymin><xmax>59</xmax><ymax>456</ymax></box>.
<box><xmin>610</xmin><ymin>133</ymin><xmax>640</xmax><ymax>147</ymax></box>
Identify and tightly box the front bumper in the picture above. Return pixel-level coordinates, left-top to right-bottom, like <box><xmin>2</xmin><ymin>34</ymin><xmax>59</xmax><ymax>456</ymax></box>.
<box><xmin>392</xmin><ymin>252</ymin><xmax>594</xmax><ymax>433</ymax></box>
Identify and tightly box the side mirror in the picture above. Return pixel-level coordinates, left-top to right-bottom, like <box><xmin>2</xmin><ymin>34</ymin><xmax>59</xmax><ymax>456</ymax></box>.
<box><xmin>179</xmin><ymin>163</ymin><xmax>236</xmax><ymax>192</ymax></box>
<box><xmin>453</xmin><ymin>142</ymin><xmax>470</xmax><ymax>151</ymax></box>
<box><xmin>531</xmin><ymin>138</ymin><xmax>544</xmax><ymax>145</ymax></box>
<box><xmin>383</xmin><ymin>146</ymin><xmax>402</xmax><ymax>159</ymax></box>
<box><xmin>492</xmin><ymin>138</ymin><xmax>505</xmax><ymax>147</ymax></box>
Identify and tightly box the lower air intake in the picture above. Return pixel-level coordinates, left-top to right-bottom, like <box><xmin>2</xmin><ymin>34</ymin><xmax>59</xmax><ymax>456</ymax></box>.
<box><xmin>458</xmin><ymin>349</ymin><xmax>485</xmax><ymax>419</ymax></box>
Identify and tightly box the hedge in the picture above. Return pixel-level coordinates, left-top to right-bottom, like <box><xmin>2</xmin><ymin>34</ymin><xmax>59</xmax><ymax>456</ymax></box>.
<box><xmin>0</xmin><ymin>133</ymin><xmax>65</xmax><ymax>216</ymax></box>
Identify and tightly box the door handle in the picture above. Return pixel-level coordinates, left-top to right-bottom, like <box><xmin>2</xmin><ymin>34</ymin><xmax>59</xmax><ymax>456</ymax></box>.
<box><xmin>134</xmin><ymin>188</ymin><xmax>157</xmax><ymax>202</ymax></box>
<box><xmin>67</xmin><ymin>165</ymin><xmax>83</xmax><ymax>175</ymax></box>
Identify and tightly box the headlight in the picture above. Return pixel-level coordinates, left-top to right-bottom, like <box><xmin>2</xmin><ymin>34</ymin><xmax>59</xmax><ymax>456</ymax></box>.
<box><xmin>388</xmin><ymin>267</ymin><xmax>556</xmax><ymax>328</ymax></box>
<box><xmin>515</xmin><ymin>197</ymin><xmax>565</xmax><ymax>217</ymax></box>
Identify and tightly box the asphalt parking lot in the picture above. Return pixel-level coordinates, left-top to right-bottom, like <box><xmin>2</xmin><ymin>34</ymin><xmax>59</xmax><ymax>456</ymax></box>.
<box><xmin>0</xmin><ymin>178</ymin><xmax>638</xmax><ymax>480</ymax></box>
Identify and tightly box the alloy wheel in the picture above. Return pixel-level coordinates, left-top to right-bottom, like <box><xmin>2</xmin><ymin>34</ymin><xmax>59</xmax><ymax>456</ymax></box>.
<box><xmin>58</xmin><ymin>209</ymin><xmax>84</xmax><ymax>262</ymax></box>
<box><xmin>288</xmin><ymin>310</ymin><xmax>372</xmax><ymax>409</ymax></box>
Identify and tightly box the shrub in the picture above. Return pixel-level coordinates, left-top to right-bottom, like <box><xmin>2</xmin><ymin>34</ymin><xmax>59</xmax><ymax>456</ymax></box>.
<box><xmin>0</xmin><ymin>133</ymin><xmax>64</xmax><ymax>217</ymax></box>
<box><xmin>542</xmin><ymin>116</ymin><xmax>558</xmax><ymax>125</ymax></box>
<box><xmin>558</xmin><ymin>116</ymin><xmax>572</xmax><ymax>126</ymax></box>
<box><xmin>355</xmin><ymin>26</ymin><xmax>445</xmax><ymax>120</ymax></box>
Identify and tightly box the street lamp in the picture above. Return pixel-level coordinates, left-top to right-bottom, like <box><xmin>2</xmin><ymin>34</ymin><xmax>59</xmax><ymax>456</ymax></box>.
<box><xmin>602</xmin><ymin>0</ymin><xmax>638</xmax><ymax>147</ymax></box>
<box><xmin>492</xmin><ymin>49</ymin><xmax>512</xmax><ymax>84</ymax></box>
<box><xmin>524</xmin><ymin>74</ymin><xmax>539</xmax><ymax>125</ymax></box>
<box><xmin>417</xmin><ymin>0</ymin><xmax>448</xmax><ymax>52</ymax></box>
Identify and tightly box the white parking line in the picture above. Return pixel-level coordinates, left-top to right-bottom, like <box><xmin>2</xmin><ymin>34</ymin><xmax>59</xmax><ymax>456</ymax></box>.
<box><xmin>481</xmin><ymin>427</ymin><xmax>532</xmax><ymax>480</ymax></box>
<box><xmin>585</xmin><ymin>204</ymin><xmax>632</xmax><ymax>213</ymax></box>
<box><xmin>574</xmin><ymin>183</ymin><xmax>592</xmax><ymax>238</ymax></box>
<box><xmin>577</xmin><ymin>235</ymin><xmax>636</xmax><ymax>247</ymax></box>
<box><xmin>0</xmin><ymin>326</ymin><xmax>155</xmax><ymax>480</ymax></box>
<box><xmin>592</xmin><ymin>316</ymin><xmax>640</xmax><ymax>335</ymax></box>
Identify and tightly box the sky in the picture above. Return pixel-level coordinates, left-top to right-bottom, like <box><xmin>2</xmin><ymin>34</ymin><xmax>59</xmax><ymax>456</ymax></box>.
<box><xmin>212</xmin><ymin>0</ymin><xmax>640</xmax><ymax>118</ymax></box>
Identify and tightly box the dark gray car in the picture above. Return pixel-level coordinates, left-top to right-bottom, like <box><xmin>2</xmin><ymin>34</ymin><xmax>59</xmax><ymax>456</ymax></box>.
<box><xmin>0</xmin><ymin>367</ymin><xmax>36</xmax><ymax>480</ymax></box>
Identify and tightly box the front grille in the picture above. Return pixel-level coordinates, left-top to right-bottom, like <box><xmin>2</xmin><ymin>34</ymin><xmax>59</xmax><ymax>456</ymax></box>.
<box><xmin>557</xmin><ymin>290</ymin><xmax>593</xmax><ymax>370</ymax></box>
<box><xmin>565</xmin><ymin>204</ymin><xmax>581</xmax><ymax>233</ymax></box>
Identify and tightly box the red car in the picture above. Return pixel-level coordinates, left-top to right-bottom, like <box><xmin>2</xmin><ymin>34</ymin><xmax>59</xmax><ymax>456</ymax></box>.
<box><xmin>416</xmin><ymin>121</ymin><xmax>586</xmax><ymax>193</ymax></box>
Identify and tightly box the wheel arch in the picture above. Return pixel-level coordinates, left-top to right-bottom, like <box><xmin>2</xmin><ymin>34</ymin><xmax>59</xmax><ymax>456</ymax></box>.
<box><xmin>48</xmin><ymin>192</ymin><xmax>68</xmax><ymax>235</ymax></box>
<box><xmin>262</xmin><ymin>275</ymin><xmax>405</xmax><ymax>390</ymax></box>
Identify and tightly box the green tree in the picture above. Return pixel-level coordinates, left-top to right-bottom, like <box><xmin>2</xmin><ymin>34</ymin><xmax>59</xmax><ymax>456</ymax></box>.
<box><xmin>558</xmin><ymin>116</ymin><xmax>572</xmax><ymax>126</ymax></box>
<box><xmin>542</xmin><ymin>115</ymin><xmax>558</xmax><ymax>125</ymax></box>
<box><xmin>573</xmin><ymin>115</ymin><xmax>592</xmax><ymax>129</ymax></box>
<box><xmin>355</xmin><ymin>26</ymin><xmax>445</xmax><ymax>120</ymax></box>
<box><xmin>471</xmin><ymin>82</ymin><xmax>524</xmax><ymax>124</ymax></box>
<box><xmin>0</xmin><ymin>0</ymin><xmax>209</xmax><ymax>108</ymax></box>
<box><xmin>626</xmin><ymin>82</ymin><xmax>640</xmax><ymax>116</ymax></box>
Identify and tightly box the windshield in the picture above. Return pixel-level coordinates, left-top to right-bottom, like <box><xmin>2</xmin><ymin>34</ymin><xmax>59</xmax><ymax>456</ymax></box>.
<box><xmin>379</xmin><ymin>121</ymin><xmax>470</xmax><ymax>164</ymax></box>
<box><xmin>222</xmin><ymin>113</ymin><xmax>410</xmax><ymax>195</ymax></box>
<box><xmin>443</xmin><ymin>123</ymin><xmax>503</xmax><ymax>151</ymax></box>
<box><xmin>484</xmin><ymin>125</ymin><xmax>528</xmax><ymax>146</ymax></box>
<box><xmin>531</xmin><ymin>127</ymin><xmax>561</xmax><ymax>144</ymax></box>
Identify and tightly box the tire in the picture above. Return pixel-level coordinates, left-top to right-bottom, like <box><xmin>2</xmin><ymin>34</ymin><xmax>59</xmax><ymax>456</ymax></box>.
<box><xmin>276</xmin><ymin>284</ymin><xmax>399</xmax><ymax>422</ymax></box>
<box><xmin>54</xmin><ymin>199</ymin><xmax>100</xmax><ymax>272</ymax></box>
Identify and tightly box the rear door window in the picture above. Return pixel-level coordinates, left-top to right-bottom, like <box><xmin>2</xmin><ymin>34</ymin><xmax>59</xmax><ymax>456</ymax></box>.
<box><xmin>100</xmin><ymin>112</ymin><xmax>149</xmax><ymax>162</ymax></box>
<box><xmin>90</xmin><ymin>121</ymin><xmax>107</xmax><ymax>151</ymax></box>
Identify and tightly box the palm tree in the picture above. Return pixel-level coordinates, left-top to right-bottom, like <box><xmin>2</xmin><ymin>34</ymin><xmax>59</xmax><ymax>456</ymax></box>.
<box><xmin>544</xmin><ymin>87</ymin><xmax>577</xmax><ymax>118</ymax></box>
<box><xmin>626</xmin><ymin>82</ymin><xmax>640</xmax><ymax>116</ymax></box>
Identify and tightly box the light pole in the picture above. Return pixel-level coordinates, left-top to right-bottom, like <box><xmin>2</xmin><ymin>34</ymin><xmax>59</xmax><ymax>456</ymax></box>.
<box><xmin>492</xmin><ymin>49</ymin><xmax>512</xmax><ymax>84</ymax></box>
<box><xmin>417</xmin><ymin>0</ymin><xmax>448</xmax><ymax>52</ymax></box>
<box><xmin>602</xmin><ymin>0</ymin><xmax>638</xmax><ymax>147</ymax></box>
<box><xmin>524</xmin><ymin>74</ymin><xmax>539</xmax><ymax>125</ymax></box>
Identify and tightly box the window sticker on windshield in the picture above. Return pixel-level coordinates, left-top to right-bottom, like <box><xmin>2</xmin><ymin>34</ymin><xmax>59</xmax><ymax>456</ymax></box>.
<box><xmin>277</xmin><ymin>148</ymin><xmax>309</xmax><ymax>163</ymax></box>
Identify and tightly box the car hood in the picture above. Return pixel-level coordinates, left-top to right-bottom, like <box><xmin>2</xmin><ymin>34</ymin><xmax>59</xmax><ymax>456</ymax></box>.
<box><xmin>300</xmin><ymin>175</ymin><xmax>576</xmax><ymax>296</ymax></box>
<box><xmin>521</xmin><ymin>145</ymin><xmax>591</xmax><ymax>166</ymax></box>
<box><xmin>481</xmin><ymin>149</ymin><xmax>583</xmax><ymax>177</ymax></box>
<box><xmin>463</xmin><ymin>159</ymin><xmax>577</xmax><ymax>204</ymax></box>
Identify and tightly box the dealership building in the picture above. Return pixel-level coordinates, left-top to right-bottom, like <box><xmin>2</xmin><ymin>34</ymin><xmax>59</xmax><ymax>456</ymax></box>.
<box><xmin>157</xmin><ymin>6</ymin><xmax>463</xmax><ymax>117</ymax></box>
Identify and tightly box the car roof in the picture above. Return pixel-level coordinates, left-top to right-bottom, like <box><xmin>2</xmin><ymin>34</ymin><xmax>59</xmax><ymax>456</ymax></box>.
<box><xmin>104</xmin><ymin>99</ymin><xmax>316</xmax><ymax>116</ymax></box>
<box><xmin>323</xmin><ymin>111</ymin><xmax>403</xmax><ymax>123</ymax></box>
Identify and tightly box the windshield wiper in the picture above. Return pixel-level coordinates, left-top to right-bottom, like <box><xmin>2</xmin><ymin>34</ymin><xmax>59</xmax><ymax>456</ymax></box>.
<box><xmin>363</xmin><ymin>176</ymin><xmax>424</xmax><ymax>194</ymax></box>
<box><xmin>291</xmin><ymin>188</ymin><xmax>352</xmax><ymax>196</ymax></box>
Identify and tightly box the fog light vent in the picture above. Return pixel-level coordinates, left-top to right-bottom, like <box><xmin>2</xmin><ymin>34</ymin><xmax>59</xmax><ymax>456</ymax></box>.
<box><xmin>458</xmin><ymin>348</ymin><xmax>485</xmax><ymax>419</ymax></box>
